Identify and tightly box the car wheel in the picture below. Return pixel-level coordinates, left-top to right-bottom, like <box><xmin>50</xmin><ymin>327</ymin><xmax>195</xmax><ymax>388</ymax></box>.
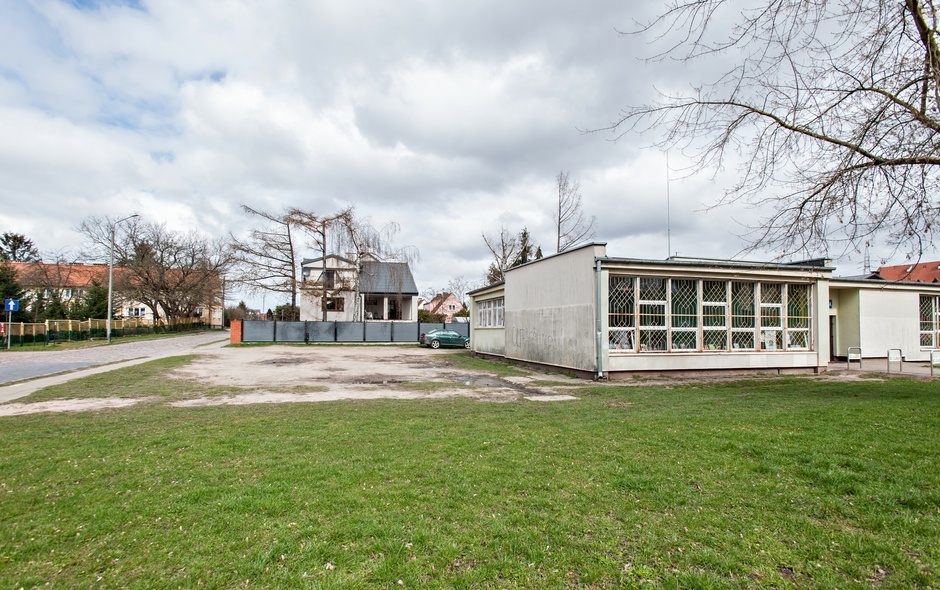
<box><xmin>430</xmin><ymin>339</ymin><xmax>441</xmax><ymax>349</ymax></box>
<box><xmin>464</xmin><ymin>340</ymin><xmax>470</xmax><ymax>349</ymax></box>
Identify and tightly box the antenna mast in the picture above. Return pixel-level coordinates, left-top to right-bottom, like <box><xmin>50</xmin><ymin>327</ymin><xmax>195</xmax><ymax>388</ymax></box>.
<box><xmin>666</xmin><ymin>151</ymin><xmax>672</xmax><ymax>258</ymax></box>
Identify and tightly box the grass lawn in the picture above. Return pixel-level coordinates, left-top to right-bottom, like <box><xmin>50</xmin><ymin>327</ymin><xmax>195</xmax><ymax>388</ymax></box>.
<box><xmin>0</xmin><ymin>360</ymin><xmax>938</xmax><ymax>589</ymax></box>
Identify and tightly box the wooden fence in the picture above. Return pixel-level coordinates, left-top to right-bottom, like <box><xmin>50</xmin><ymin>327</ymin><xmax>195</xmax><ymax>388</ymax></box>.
<box><xmin>0</xmin><ymin>317</ymin><xmax>209</xmax><ymax>346</ymax></box>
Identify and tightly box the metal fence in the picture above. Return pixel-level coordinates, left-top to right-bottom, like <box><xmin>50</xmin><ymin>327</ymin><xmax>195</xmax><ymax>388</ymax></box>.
<box><xmin>1</xmin><ymin>317</ymin><xmax>209</xmax><ymax>347</ymax></box>
<box><xmin>240</xmin><ymin>320</ymin><xmax>470</xmax><ymax>344</ymax></box>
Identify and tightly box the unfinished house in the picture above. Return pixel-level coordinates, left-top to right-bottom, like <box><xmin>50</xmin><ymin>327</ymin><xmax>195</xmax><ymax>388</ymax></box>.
<box><xmin>299</xmin><ymin>254</ymin><xmax>419</xmax><ymax>322</ymax></box>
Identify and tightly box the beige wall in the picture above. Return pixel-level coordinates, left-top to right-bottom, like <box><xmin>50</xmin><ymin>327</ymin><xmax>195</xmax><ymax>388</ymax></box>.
<box><xmin>830</xmin><ymin>288</ymin><xmax>860</xmax><ymax>357</ymax></box>
<box><xmin>470</xmin><ymin>285</ymin><xmax>506</xmax><ymax>356</ymax></box>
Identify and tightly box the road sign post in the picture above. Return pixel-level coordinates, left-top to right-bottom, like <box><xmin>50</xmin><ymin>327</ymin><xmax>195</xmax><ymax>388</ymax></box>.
<box><xmin>4</xmin><ymin>298</ymin><xmax>18</xmax><ymax>350</ymax></box>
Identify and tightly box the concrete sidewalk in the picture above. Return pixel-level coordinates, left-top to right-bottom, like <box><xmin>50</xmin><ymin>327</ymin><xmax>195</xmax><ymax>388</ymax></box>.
<box><xmin>827</xmin><ymin>358</ymin><xmax>939</xmax><ymax>377</ymax></box>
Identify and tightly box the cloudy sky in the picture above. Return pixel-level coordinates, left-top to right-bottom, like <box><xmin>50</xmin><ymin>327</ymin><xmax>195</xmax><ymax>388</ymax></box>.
<box><xmin>0</xmin><ymin>0</ymin><xmax>881</xmax><ymax>307</ymax></box>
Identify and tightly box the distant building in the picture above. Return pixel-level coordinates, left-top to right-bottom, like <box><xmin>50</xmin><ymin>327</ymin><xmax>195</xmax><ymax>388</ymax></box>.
<box><xmin>299</xmin><ymin>254</ymin><xmax>419</xmax><ymax>321</ymax></box>
<box><xmin>875</xmin><ymin>261</ymin><xmax>940</xmax><ymax>283</ymax></box>
<box><xmin>420</xmin><ymin>292</ymin><xmax>465</xmax><ymax>322</ymax></box>
<box><xmin>8</xmin><ymin>261</ymin><xmax>223</xmax><ymax>327</ymax></box>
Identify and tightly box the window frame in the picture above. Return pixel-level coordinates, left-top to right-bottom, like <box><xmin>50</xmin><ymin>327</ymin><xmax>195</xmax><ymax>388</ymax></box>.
<box><xmin>921</xmin><ymin>295</ymin><xmax>940</xmax><ymax>348</ymax></box>
<box><xmin>608</xmin><ymin>275</ymin><xmax>813</xmax><ymax>354</ymax></box>
<box><xmin>476</xmin><ymin>297</ymin><xmax>505</xmax><ymax>328</ymax></box>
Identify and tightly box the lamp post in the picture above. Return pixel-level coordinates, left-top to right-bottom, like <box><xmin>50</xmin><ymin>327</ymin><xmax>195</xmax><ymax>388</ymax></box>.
<box><xmin>107</xmin><ymin>214</ymin><xmax>139</xmax><ymax>343</ymax></box>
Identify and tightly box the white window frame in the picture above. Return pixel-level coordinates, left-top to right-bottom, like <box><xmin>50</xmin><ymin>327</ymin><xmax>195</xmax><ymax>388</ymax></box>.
<box><xmin>477</xmin><ymin>297</ymin><xmax>504</xmax><ymax>328</ymax></box>
<box><xmin>921</xmin><ymin>295</ymin><xmax>940</xmax><ymax>348</ymax></box>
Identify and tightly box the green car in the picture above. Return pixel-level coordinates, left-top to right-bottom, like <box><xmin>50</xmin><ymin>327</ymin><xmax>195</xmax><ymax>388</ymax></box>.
<box><xmin>420</xmin><ymin>329</ymin><xmax>470</xmax><ymax>349</ymax></box>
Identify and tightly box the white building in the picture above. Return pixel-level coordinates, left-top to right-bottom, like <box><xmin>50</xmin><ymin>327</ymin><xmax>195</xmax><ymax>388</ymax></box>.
<box><xmin>469</xmin><ymin>243</ymin><xmax>940</xmax><ymax>378</ymax></box>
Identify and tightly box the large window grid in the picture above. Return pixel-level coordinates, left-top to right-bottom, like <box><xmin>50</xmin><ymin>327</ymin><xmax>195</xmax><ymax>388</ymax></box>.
<box><xmin>639</xmin><ymin>278</ymin><xmax>667</xmax><ymax>351</ymax></box>
<box><xmin>702</xmin><ymin>280</ymin><xmax>728</xmax><ymax>350</ymax></box>
<box><xmin>921</xmin><ymin>295</ymin><xmax>940</xmax><ymax>348</ymax></box>
<box><xmin>609</xmin><ymin>276</ymin><xmax>636</xmax><ymax>350</ymax></box>
<box><xmin>787</xmin><ymin>284</ymin><xmax>811</xmax><ymax>349</ymax></box>
<box><xmin>477</xmin><ymin>297</ymin><xmax>504</xmax><ymax>328</ymax></box>
<box><xmin>671</xmin><ymin>279</ymin><xmax>698</xmax><ymax>350</ymax></box>
<box><xmin>609</xmin><ymin>276</ymin><xmax>813</xmax><ymax>353</ymax></box>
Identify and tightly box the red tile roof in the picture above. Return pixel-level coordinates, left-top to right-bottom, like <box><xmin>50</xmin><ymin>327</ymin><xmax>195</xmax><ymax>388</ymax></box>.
<box><xmin>7</xmin><ymin>262</ymin><xmax>110</xmax><ymax>288</ymax></box>
<box><xmin>877</xmin><ymin>261</ymin><xmax>940</xmax><ymax>283</ymax></box>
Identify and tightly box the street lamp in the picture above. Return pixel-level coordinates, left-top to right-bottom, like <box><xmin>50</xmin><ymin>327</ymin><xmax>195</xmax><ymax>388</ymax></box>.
<box><xmin>107</xmin><ymin>214</ymin><xmax>140</xmax><ymax>343</ymax></box>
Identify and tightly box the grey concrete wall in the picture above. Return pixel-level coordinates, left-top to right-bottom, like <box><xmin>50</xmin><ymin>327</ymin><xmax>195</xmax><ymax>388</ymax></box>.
<box><xmin>503</xmin><ymin>244</ymin><xmax>604</xmax><ymax>372</ymax></box>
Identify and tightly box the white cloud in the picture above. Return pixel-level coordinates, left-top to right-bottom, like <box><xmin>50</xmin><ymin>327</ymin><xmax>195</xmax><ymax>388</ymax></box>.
<box><xmin>0</xmin><ymin>0</ymin><xmax>914</xmax><ymax>309</ymax></box>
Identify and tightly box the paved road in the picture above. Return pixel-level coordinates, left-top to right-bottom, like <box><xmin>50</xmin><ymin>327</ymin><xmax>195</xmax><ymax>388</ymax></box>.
<box><xmin>0</xmin><ymin>331</ymin><xmax>228</xmax><ymax>385</ymax></box>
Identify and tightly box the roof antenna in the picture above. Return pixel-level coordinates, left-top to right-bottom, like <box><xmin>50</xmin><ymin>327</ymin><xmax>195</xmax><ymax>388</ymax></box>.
<box><xmin>666</xmin><ymin>151</ymin><xmax>672</xmax><ymax>259</ymax></box>
<box><xmin>863</xmin><ymin>242</ymin><xmax>871</xmax><ymax>274</ymax></box>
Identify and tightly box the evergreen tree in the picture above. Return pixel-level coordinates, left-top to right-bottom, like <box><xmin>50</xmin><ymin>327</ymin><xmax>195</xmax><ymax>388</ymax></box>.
<box><xmin>0</xmin><ymin>233</ymin><xmax>40</xmax><ymax>262</ymax></box>
<box><xmin>511</xmin><ymin>228</ymin><xmax>540</xmax><ymax>267</ymax></box>
<box><xmin>0</xmin><ymin>261</ymin><xmax>27</xmax><ymax>322</ymax></box>
<box><xmin>73</xmin><ymin>280</ymin><xmax>109</xmax><ymax>320</ymax></box>
<box><xmin>36</xmin><ymin>291</ymin><xmax>68</xmax><ymax>322</ymax></box>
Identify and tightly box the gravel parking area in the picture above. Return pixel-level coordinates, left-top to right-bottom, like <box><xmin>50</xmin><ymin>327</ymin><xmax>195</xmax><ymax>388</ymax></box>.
<box><xmin>0</xmin><ymin>343</ymin><xmax>583</xmax><ymax>415</ymax></box>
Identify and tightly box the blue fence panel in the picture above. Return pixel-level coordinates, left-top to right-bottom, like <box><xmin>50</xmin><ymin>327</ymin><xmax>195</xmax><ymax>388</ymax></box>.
<box><xmin>393</xmin><ymin>322</ymin><xmax>419</xmax><ymax>342</ymax></box>
<box><xmin>336</xmin><ymin>322</ymin><xmax>365</xmax><ymax>342</ymax></box>
<box><xmin>365</xmin><ymin>322</ymin><xmax>392</xmax><ymax>342</ymax></box>
<box><xmin>445</xmin><ymin>322</ymin><xmax>470</xmax><ymax>338</ymax></box>
<box><xmin>243</xmin><ymin>321</ymin><xmax>275</xmax><ymax>342</ymax></box>
<box><xmin>277</xmin><ymin>321</ymin><xmax>307</xmax><ymax>342</ymax></box>
<box><xmin>239</xmin><ymin>320</ymin><xmax>460</xmax><ymax>343</ymax></box>
<box><xmin>308</xmin><ymin>321</ymin><xmax>336</xmax><ymax>342</ymax></box>
<box><xmin>419</xmin><ymin>323</ymin><xmax>445</xmax><ymax>336</ymax></box>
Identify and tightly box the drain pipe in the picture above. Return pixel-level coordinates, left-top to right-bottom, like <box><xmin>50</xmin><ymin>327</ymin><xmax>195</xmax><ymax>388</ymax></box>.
<box><xmin>595</xmin><ymin>258</ymin><xmax>604</xmax><ymax>379</ymax></box>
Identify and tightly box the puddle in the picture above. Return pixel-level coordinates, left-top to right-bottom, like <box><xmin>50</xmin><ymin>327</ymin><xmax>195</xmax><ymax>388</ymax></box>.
<box><xmin>349</xmin><ymin>378</ymin><xmax>404</xmax><ymax>385</ymax></box>
<box><xmin>452</xmin><ymin>376</ymin><xmax>508</xmax><ymax>388</ymax></box>
<box><xmin>258</xmin><ymin>358</ymin><xmax>310</xmax><ymax>366</ymax></box>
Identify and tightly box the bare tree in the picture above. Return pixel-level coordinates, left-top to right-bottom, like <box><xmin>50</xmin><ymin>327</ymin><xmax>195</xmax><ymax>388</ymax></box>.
<box><xmin>446</xmin><ymin>276</ymin><xmax>480</xmax><ymax>309</ymax></box>
<box><xmin>483</xmin><ymin>226</ymin><xmax>520</xmax><ymax>285</ymax></box>
<box><xmin>605</xmin><ymin>0</ymin><xmax>940</xmax><ymax>260</ymax></box>
<box><xmin>286</xmin><ymin>208</ymin><xmax>354</xmax><ymax>321</ymax></box>
<box><xmin>230</xmin><ymin>206</ymin><xmax>302</xmax><ymax>312</ymax></box>
<box><xmin>79</xmin><ymin>216</ymin><xmax>232</xmax><ymax>321</ymax></box>
<box><xmin>553</xmin><ymin>172</ymin><xmax>595</xmax><ymax>252</ymax></box>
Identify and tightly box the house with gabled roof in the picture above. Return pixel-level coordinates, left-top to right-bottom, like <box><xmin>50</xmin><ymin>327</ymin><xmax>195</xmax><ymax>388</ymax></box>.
<box><xmin>875</xmin><ymin>261</ymin><xmax>940</xmax><ymax>283</ymax></box>
<box><xmin>299</xmin><ymin>253</ymin><xmax>419</xmax><ymax>321</ymax></box>
<box><xmin>420</xmin><ymin>292</ymin><xmax>466</xmax><ymax>322</ymax></box>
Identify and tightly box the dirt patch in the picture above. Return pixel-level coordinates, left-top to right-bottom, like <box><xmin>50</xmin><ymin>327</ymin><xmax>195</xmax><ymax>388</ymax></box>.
<box><xmin>0</xmin><ymin>346</ymin><xmax>537</xmax><ymax>415</ymax></box>
<box><xmin>0</xmin><ymin>397</ymin><xmax>157</xmax><ymax>416</ymax></box>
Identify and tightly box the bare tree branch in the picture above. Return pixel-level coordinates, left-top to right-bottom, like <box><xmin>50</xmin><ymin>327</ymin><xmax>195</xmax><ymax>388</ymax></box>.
<box><xmin>553</xmin><ymin>171</ymin><xmax>596</xmax><ymax>252</ymax></box>
<box><xmin>602</xmin><ymin>0</ymin><xmax>940</xmax><ymax>260</ymax></box>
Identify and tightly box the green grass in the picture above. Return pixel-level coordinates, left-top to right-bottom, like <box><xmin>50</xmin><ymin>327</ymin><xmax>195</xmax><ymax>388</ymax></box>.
<box><xmin>445</xmin><ymin>352</ymin><xmax>530</xmax><ymax>377</ymax></box>
<box><xmin>1</xmin><ymin>366</ymin><xmax>938</xmax><ymax>588</ymax></box>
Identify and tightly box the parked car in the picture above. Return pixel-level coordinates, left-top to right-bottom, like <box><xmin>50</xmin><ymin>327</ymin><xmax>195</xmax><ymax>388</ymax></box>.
<box><xmin>420</xmin><ymin>329</ymin><xmax>470</xmax><ymax>349</ymax></box>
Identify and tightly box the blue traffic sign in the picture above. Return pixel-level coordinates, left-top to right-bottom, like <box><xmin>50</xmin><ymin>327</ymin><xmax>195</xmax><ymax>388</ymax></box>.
<box><xmin>4</xmin><ymin>298</ymin><xmax>18</xmax><ymax>312</ymax></box>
